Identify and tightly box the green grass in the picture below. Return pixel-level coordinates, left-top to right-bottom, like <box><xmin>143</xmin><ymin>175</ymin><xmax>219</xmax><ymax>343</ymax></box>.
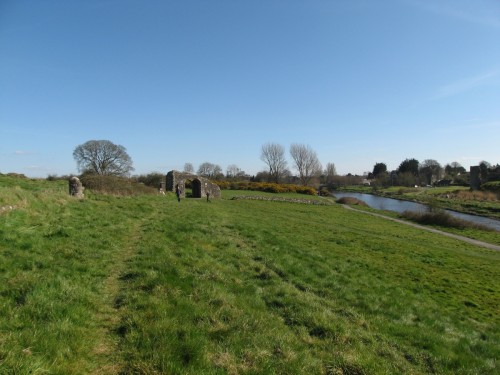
<box><xmin>1</xmin><ymin>176</ymin><xmax>499</xmax><ymax>374</ymax></box>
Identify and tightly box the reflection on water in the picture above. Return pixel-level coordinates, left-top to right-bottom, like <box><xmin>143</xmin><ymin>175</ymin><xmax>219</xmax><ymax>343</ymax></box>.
<box><xmin>333</xmin><ymin>192</ymin><xmax>500</xmax><ymax>231</ymax></box>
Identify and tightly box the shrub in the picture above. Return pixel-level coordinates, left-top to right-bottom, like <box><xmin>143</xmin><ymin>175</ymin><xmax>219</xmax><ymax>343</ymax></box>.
<box><xmin>295</xmin><ymin>186</ymin><xmax>317</xmax><ymax>195</ymax></box>
<box><xmin>234</xmin><ymin>181</ymin><xmax>250</xmax><ymax>190</ymax></box>
<box><xmin>393</xmin><ymin>187</ymin><xmax>419</xmax><ymax>195</ymax></box>
<box><xmin>134</xmin><ymin>172</ymin><xmax>164</xmax><ymax>188</ymax></box>
<box><xmin>46</xmin><ymin>174</ymin><xmax>71</xmax><ymax>181</ymax></box>
<box><xmin>483</xmin><ymin>181</ymin><xmax>500</xmax><ymax>194</ymax></box>
<box><xmin>262</xmin><ymin>183</ymin><xmax>281</xmax><ymax>193</ymax></box>
<box><xmin>6</xmin><ymin>173</ymin><xmax>27</xmax><ymax>179</ymax></box>
<box><xmin>319</xmin><ymin>187</ymin><xmax>331</xmax><ymax>197</ymax></box>
<box><xmin>80</xmin><ymin>175</ymin><xmax>156</xmax><ymax>196</ymax></box>
<box><xmin>336</xmin><ymin>197</ymin><xmax>368</xmax><ymax>206</ymax></box>
<box><xmin>454</xmin><ymin>189</ymin><xmax>498</xmax><ymax>202</ymax></box>
<box><xmin>216</xmin><ymin>181</ymin><xmax>317</xmax><ymax>195</ymax></box>
<box><xmin>401</xmin><ymin>210</ymin><xmax>493</xmax><ymax>231</ymax></box>
<box><xmin>215</xmin><ymin>181</ymin><xmax>230</xmax><ymax>190</ymax></box>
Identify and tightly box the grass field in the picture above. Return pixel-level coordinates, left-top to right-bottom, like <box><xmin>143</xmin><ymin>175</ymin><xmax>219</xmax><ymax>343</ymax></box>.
<box><xmin>1</xmin><ymin>176</ymin><xmax>499</xmax><ymax>374</ymax></box>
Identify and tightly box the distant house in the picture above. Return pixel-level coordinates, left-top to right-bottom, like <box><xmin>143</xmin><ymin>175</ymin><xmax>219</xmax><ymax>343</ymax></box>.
<box><xmin>436</xmin><ymin>179</ymin><xmax>451</xmax><ymax>187</ymax></box>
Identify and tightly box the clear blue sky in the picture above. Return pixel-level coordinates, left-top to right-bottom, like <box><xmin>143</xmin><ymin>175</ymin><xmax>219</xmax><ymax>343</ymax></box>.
<box><xmin>1</xmin><ymin>0</ymin><xmax>499</xmax><ymax>177</ymax></box>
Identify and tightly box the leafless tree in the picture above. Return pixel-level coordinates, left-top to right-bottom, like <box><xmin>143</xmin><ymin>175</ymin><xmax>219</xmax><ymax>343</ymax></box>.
<box><xmin>289</xmin><ymin>143</ymin><xmax>322</xmax><ymax>186</ymax></box>
<box><xmin>197</xmin><ymin>162</ymin><xmax>223</xmax><ymax>179</ymax></box>
<box><xmin>324</xmin><ymin>162</ymin><xmax>337</xmax><ymax>184</ymax></box>
<box><xmin>183</xmin><ymin>163</ymin><xmax>194</xmax><ymax>173</ymax></box>
<box><xmin>73</xmin><ymin>140</ymin><xmax>134</xmax><ymax>176</ymax></box>
<box><xmin>226</xmin><ymin>164</ymin><xmax>241</xmax><ymax>178</ymax></box>
<box><xmin>260</xmin><ymin>143</ymin><xmax>288</xmax><ymax>183</ymax></box>
<box><xmin>198</xmin><ymin>162</ymin><xmax>214</xmax><ymax>177</ymax></box>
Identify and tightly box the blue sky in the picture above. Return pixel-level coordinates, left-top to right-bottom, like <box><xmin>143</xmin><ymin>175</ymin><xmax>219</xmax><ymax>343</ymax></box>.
<box><xmin>1</xmin><ymin>0</ymin><xmax>499</xmax><ymax>177</ymax></box>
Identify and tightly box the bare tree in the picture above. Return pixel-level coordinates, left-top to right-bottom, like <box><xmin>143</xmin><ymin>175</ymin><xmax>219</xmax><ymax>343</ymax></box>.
<box><xmin>197</xmin><ymin>162</ymin><xmax>223</xmax><ymax>179</ymax></box>
<box><xmin>198</xmin><ymin>162</ymin><xmax>213</xmax><ymax>177</ymax></box>
<box><xmin>73</xmin><ymin>140</ymin><xmax>134</xmax><ymax>176</ymax></box>
<box><xmin>260</xmin><ymin>143</ymin><xmax>288</xmax><ymax>183</ymax></box>
<box><xmin>183</xmin><ymin>163</ymin><xmax>194</xmax><ymax>174</ymax></box>
<box><xmin>212</xmin><ymin>164</ymin><xmax>223</xmax><ymax>179</ymax></box>
<box><xmin>325</xmin><ymin>162</ymin><xmax>336</xmax><ymax>177</ymax></box>
<box><xmin>324</xmin><ymin>162</ymin><xmax>337</xmax><ymax>184</ymax></box>
<box><xmin>289</xmin><ymin>143</ymin><xmax>322</xmax><ymax>186</ymax></box>
<box><xmin>226</xmin><ymin>164</ymin><xmax>241</xmax><ymax>178</ymax></box>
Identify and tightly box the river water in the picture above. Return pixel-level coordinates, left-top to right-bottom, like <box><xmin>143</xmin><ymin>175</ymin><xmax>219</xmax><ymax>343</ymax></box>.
<box><xmin>333</xmin><ymin>192</ymin><xmax>500</xmax><ymax>231</ymax></box>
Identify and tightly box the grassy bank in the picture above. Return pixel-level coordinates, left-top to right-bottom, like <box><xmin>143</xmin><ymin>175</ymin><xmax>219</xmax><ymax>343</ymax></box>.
<box><xmin>337</xmin><ymin>185</ymin><xmax>500</xmax><ymax>220</ymax></box>
<box><xmin>1</xmin><ymin>176</ymin><xmax>499</xmax><ymax>374</ymax></box>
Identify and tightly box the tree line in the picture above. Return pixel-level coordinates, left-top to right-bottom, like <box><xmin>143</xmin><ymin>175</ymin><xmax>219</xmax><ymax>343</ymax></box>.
<box><xmin>368</xmin><ymin>159</ymin><xmax>498</xmax><ymax>187</ymax></box>
<box><xmin>71</xmin><ymin>140</ymin><xmax>497</xmax><ymax>189</ymax></box>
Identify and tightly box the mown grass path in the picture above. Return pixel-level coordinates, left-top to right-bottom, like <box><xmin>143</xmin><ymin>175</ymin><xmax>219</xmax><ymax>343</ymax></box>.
<box><xmin>91</xmin><ymin>209</ymin><xmax>159</xmax><ymax>373</ymax></box>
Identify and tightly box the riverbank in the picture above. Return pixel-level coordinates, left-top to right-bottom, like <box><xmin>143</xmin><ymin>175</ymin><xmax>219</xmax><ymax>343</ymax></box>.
<box><xmin>335</xmin><ymin>185</ymin><xmax>500</xmax><ymax>220</ymax></box>
<box><xmin>334</xmin><ymin>191</ymin><xmax>500</xmax><ymax>245</ymax></box>
<box><xmin>342</xmin><ymin>204</ymin><xmax>500</xmax><ymax>251</ymax></box>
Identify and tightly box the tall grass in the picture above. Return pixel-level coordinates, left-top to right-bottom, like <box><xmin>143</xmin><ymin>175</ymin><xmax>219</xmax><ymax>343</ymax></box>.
<box><xmin>336</xmin><ymin>197</ymin><xmax>369</xmax><ymax>206</ymax></box>
<box><xmin>216</xmin><ymin>181</ymin><xmax>317</xmax><ymax>195</ymax></box>
<box><xmin>401</xmin><ymin>209</ymin><xmax>494</xmax><ymax>231</ymax></box>
<box><xmin>454</xmin><ymin>189</ymin><xmax>498</xmax><ymax>202</ymax></box>
<box><xmin>1</xmin><ymin>175</ymin><xmax>499</xmax><ymax>374</ymax></box>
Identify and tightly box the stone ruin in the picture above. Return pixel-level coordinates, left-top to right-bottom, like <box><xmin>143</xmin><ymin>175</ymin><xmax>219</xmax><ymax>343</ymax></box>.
<box><xmin>166</xmin><ymin>170</ymin><xmax>221</xmax><ymax>199</ymax></box>
<box><xmin>69</xmin><ymin>176</ymin><xmax>84</xmax><ymax>198</ymax></box>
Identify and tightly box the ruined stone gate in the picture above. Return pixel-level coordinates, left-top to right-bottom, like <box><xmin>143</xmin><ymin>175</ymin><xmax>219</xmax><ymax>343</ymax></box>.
<box><xmin>165</xmin><ymin>170</ymin><xmax>221</xmax><ymax>199</ymax></box>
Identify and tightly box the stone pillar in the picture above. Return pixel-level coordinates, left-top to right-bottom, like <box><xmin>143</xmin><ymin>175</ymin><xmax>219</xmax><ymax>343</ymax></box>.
<box><xmin>470</xmin><ymin>166</ymin><xmax>481</xmax><ymax>191</ymax></box>
<box><xmin>69</xmin><ymin>176</ymin><xmax>84</xmax><ymax>198</ymax></box>
<box><xmin>166</xmin><ymin>171</ymin><xmax>175</xmax><ymax>193</ymax></box>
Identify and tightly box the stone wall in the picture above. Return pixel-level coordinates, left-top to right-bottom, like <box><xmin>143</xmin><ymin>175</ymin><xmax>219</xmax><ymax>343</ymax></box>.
<box><xmin>231</xmin><ymin>196</ymin><xmax>332</xmax><ymax>205</ymax></box>
<box><xmin>166</xmin><ymin>170</ymin><xmax>221</xmax><ymax>199</ymax></box>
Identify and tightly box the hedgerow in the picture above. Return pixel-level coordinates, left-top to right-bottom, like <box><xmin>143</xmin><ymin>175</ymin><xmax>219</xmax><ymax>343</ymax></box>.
<box><xmin>215</xmin><ymin>181</ymin><xmax>317</xmax><ymax>195</ymax></box>
<box><xmin>482</xmin><ymin>181</ymin><xmax>500</xmax><ymax>194</ymax></box>
<box><xmin>80</xmin><ymin>175</ymin><xmax>156</xmax><ymax>196</ymax></box>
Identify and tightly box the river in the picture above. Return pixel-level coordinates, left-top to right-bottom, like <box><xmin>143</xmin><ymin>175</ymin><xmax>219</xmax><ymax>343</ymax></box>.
<box><xmin>333</xmin><ymin>192</ymin><xmax>500</xmax><ymax>231</ymax></box>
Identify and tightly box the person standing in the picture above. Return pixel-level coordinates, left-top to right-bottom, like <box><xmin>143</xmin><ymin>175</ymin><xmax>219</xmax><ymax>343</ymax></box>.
<box><xmin>175</xmin><ymin>184</ymin><xmax>181</xmax><ymax>202</ymax></box>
